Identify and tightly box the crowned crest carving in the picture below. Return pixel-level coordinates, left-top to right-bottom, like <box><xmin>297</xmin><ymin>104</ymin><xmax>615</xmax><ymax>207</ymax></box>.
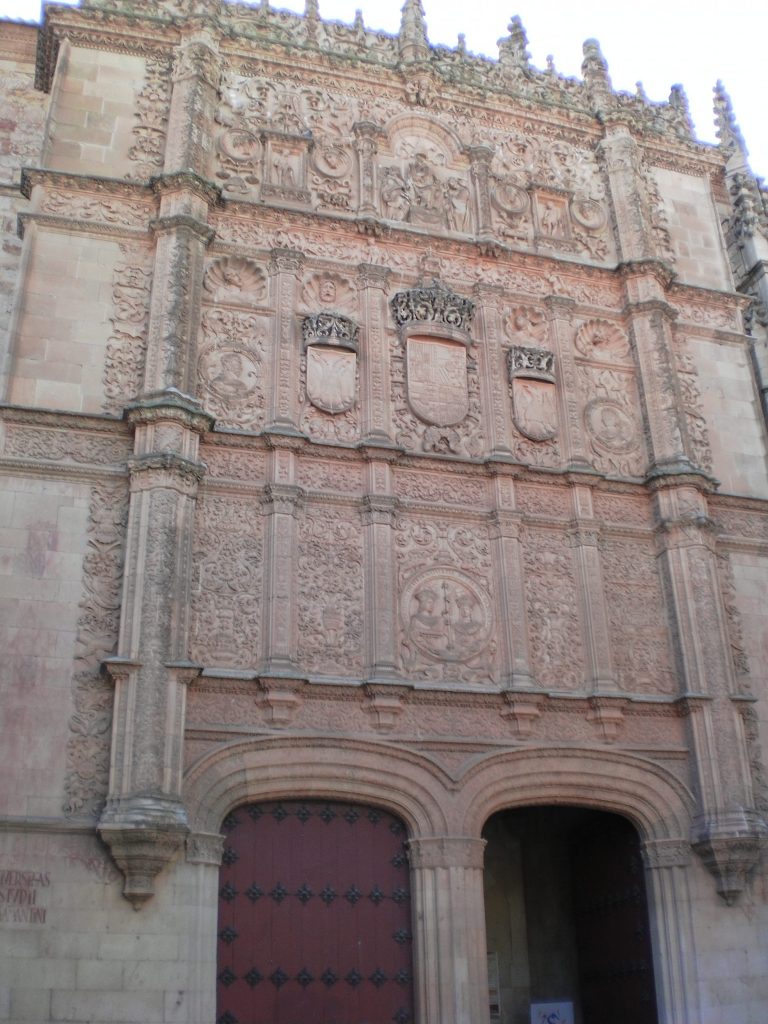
<box><xmin>390</xmin><ymin>281</ymin><xmax>475</xmax><ymax>333</ymax></box>
<box><xmin>301</xmin><ymin>313</ymin><xmax>359</xmax><ymax>420</ymax></box>
<box><xmin>508</xmin><ymin>346</ymin><xmax>558</xmax><ymax>443</ymax></box>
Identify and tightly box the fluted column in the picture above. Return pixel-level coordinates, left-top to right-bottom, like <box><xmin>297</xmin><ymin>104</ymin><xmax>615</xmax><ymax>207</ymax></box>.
<box><xmin>268</xmin><ymin>248</ymin><xmax>305</xmax><ymax>432</ymax></box>
<box><xmin>654</xmin><ymin>481</ymin><xmax>766</xmax><ymax>901</ymax></box>
<box><xmin>641</xmin><ymin>839</ymin><xmax>702</xmax><ymax>1024</ymax></box>
<box><xmin>468</xmin><ymin>145</ymin><xmax>495</xmax><ymax>240</ymax></box>
<box><xmin>263</xmin><ymin>442</ymin><xmax>303</xmax><ymax>674</ymax></box>
<box><xmin>353</xmin><ymin>122</ymin><xmax>384</xmax><ymax>220</ymax></box>
<box><xmin>357</xmin><ymin>263</ymin><xmax>393</xmax><ymax>443</ymax></box>
<box><xmin>408</xmin><ymin>837</ymin><xmax>489</xmax><ymax>1024</ymax></box>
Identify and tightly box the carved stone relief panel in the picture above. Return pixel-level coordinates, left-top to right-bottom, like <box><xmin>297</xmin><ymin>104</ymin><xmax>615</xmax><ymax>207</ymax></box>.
<box><xmin>675</xmin><ymin>346</ymin><xmax>714</xmax><ymax>475</ymax></box>
<box><xmin>601</xmin><ymin>537</ymin><xmax>677</xmax><ymax>695</ymax></box>
<box><xmin>575</xmin><ymin>322</ymin><xmax>646</xmax><ymax>478</ymax></box>
<box><xmin>522</xmin><ymin>527</ymin><xmax>584</xmax><ymax>689</ymax></box>
<box><xmin>190</xmin><ymin>494</ymin><xmax>264</xmax><ymax>670</ymax></box>
<box><xmin>197</xmin><ymin>308</ymin><xmax>269</xmax><ymax>429</ymax></box>
<box><xmin>489</xmin><ymin>131</ymin><xmax>613</xmax><ymax>260</ymax></box>
<box><xmin>394</xmin><ymin>513</ymin><xmax>497</xmax><ymax>685</ymax></box>
<box><xmin>378</xmin><ymin>119</ymin><xmax>472</xmax><ymax>234</ymax></box>
<box><xmin>300</xmin><ymin>271</ymin><xmax>358</xmax><ymax>315</ymax></box>
<box><xmin>214</xmin><ymin>73</ymin><xmax>358</xmax><ymax>210</ymax></box>
<box><xmin>102</xmin><ymin>245</ymin><xmax>153</xmax><ymax>414</ymax></box>
<box><xmin>127</xmin><ymin>55</ymin><xmax>173</xmax><ymax>181</ymax></box>
<box><xmin>299</xmin><ymin>313</ymin><xmax>360</xmax><ymax>442</ymax></box>
<box><xmin>297</xmin><ymin>504</ymin><xmax>364</xmax><ymax>676</ymax></box>
<box><xmin>64</xmin><ymin>481</ymin><xmax>129</xmax><ymax>818</ymax></box>
<box><xmin>203</xmin><ymin>256</ymin><xmax>268</xmax><ymax>307</ymax></box>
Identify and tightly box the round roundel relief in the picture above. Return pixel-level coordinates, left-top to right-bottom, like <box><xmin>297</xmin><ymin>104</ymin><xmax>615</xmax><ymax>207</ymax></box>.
<box><xmin>402</xmin><ymin>568</ymin><xmax>492</xmax><ymax>664</ymax></box>
<box><xmin>584</xmin><ymin>399</ymin><xmax>637</xmax><ymax>454</ymax></box>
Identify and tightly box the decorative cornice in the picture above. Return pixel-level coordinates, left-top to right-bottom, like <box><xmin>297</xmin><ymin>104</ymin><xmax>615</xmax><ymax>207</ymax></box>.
<box><xmin>149</xmin><ymin>213</ymin><xmax>215</xmax><ymax>244</ymax></box>
<box><xmin>150</xmin><ymin>171</ymin><xmax>222</xmax><ymax>208</ymax></box>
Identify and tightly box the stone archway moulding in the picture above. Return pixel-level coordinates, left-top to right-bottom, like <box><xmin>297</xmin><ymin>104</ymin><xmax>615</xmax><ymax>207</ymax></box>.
<box><xmin>184</xmin><ymin>736</ymin><xmax>695</xmax><ymax>845</ymax></box>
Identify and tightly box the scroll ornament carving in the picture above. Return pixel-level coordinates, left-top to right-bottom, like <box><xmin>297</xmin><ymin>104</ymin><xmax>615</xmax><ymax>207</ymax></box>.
<box><xmin>197</xmin><ymin>309</ymin><xmax>267</xmax><ymax>429</ymax></box>
<box><xmin>297</xmin><ymin>510</ymin><xmax>364</xmax><ymax>675</ymax></box>
<box><xmin>190</xmin><ymin>498</ymin><xmax>263</xmax><ymax>669</ymax></box>
<box><xmin>4</xmin><ymin>425</ymin><xmax>132</xmax><ymax>466</ymax></box>
<box><xmin>394</xmin><ymin>516</ymin><xmax>496</xmax><ymax>684</ymax></box>
<box><xmin>102</xmin><ymin>249</ymin><xmax>153</xmax><ymax>414</ymax></box>
<box><xmin>39</xmin><ymin>192</ymin><xmax>143</xmax><ymax>228</ymax></box>
<box><xmin>675</xmin><ymin>351</ymin><xmax>714</xmax><ymax>474</ymax></box>
<box><xmin>64</xmin><ymin>481</ymin><xmax>129</xmax><ymax>818</ymax></box>
<box><xmin>601</xmin><ymin>539</ymin><xmax>676</xmax><ymax>694</ymax></box>
<box><xmin>523</xmin><ymin>529</ymin><xmax>584</xmax><ymax>689</ymax></box>
<box><xmin>127</xmin><ymin>55</ymin><xmax>173</xmax><ymax>181</ymax></box>
<box><xmin>716</xmin><ymin>551</ymin><xmax>751</xmax><ymax>684</ymax></box>
<box><xmin>203</xmin><ymin>257</ymin><xmax>268</xmax><ymax>306</ymax></box>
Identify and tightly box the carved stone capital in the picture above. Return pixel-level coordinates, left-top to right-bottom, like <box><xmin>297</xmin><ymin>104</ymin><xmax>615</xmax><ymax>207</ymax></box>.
<box><xmin>692</xmin><ymin>812</ymin><xmax>768</xmax><ymax>904</ymax></box>
<box><xmin>490</xmin><ymin>510</ymin><xmax>523</xmax><ymax>541</ymax></box>
<box><xmin>363</xmin><ymin>684</ymin><xmax>409</xmax><ymax>733</ymax></box>
<box><xmin>362</xmin><ymin>494</ymin><xmax>398</xmax><ymax>526</ymax></box>
<box><xmin>149</xmin><ymin>213</ymin><xmax>215</xmax><ymax>245</ymax></box>
<box><xmin>501</xmin><ymin>692</ymin><xmax>545</xmax><ymax>739</ymax></box>
<box><xmin>127</xmin><ymin>453</ymin><xmax>206</xmax><ymax>495</ymax></box>
<box><xmin>587</xmin><ymin>697</ymin><xmax>628</xmax><ymax>743</ymax></box>
<box><xmin>357</xmin><ymin>263</ymin><xmax>392</xmax><ymax>291</ymax></box>
<box><xmin>270</xmin><ymin>247</ymin><xmax>305</xmax><ymax>275</ymax></box>
<box><xmin>150</xmin><ymin>171</ymin><xmax>221</xmax><ymax>208</ymax></box>
<box><xmin>257</xmin><ymin>676</ymin><xmax>305</xmax><ymax>727</ymax></box>
<box><xmin>186</xmin><ymin>832</ymin><xmax>224</xmax><ymax>866</ymax></box>
<box><xmin>407</xmin><ymin>837</ymin><xmax>486</xmax><ymax>871</ymax></box>
<box><xmin>544</xmin><ymin>294</ymin><xmax>576</xmax><ymax>320</ymax></box>
<box><xmin>264</xmin><ymin>484</ymin><xmax>304</xmax><ymax>516</ymax></box>
<box><xmin>126</xmin><ymin>389</ymin><xmax>214</xmax><ymax>434</ymax></box>
<box><xmin>466</xmin><ymin>144</ymin><xmax>495</xmax><ymax>168</ymax></box>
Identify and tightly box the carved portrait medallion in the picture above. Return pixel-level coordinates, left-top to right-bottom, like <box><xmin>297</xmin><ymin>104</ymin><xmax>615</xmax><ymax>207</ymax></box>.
<box><xmin>306</xmin><ymin>346</ymin><xmax>356</xmax><ymax>414</ymax></box>
<box><xmin>402</xmin><ymin>568</ymin><xmax>492</xmax><ymax>665</ymax></box>
<box><xmin>407</xmin><ymin>336</ymin><xmax>468</xmax><ymax>426</ymax></box>
<box><xmin>218</xmin><ymin>129</ymin><xmax>262</xmax><ymax>164</ymax></box>
<box><xmin>311</xmin><ymin>141</ymin><xmax>353</xmax><ymax>179</ymax></box>
<box><xmin>198</xmin><ymin>343</ymin><xmax>260</xmax><ymax>402</ymax></box>
<box><xmin>584</xmin><ymin>399</ymin><xmax>637</xmax><ymax>454</ymax></box>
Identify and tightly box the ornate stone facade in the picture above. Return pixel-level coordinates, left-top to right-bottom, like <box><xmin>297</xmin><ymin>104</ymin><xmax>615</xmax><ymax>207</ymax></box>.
<box><xmin>0</xmin><ymin>2</ymin><xmax>767</xmax><ymax>1022</ymax></box>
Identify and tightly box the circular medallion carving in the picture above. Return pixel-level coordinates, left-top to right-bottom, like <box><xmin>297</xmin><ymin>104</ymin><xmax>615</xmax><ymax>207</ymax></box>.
<box><xmin>219</xmin><ymin>129</ymin><xmax>262</xmax><ymax>164</ymax></box>
<box><xmin>198</xmin><ymin>343</ymin><xmax>260</xmax><ymax>402</ymax></box>
<box><xmin>570</xmin><ymin>197</ymin><xmax>607</xmax><ymax>231</ymax></box>
<box><xmin>584</xmin><ymin>400</ymin><xmax>637</xmax><ymax>454</ymax></box>
<box><xmin>311</xmin><ymin>142</ymin><xmax>353</xmax><ymax>179</ymax></box>
<box><xmin>492</xmin><ymin>181</ymin><xmax>529</xmax><ymax>216</ymax></box>
<box><xmin>402</xmin><ymin>568</ymin><xmax>492</xmax><ymax>664</ymax></box>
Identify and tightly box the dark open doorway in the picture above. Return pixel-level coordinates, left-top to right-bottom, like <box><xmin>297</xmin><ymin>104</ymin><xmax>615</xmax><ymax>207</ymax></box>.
<box><xmin>483</xmin><ymin>806</ymin><xmax>659</xmax><ymax>1024</ymax></box>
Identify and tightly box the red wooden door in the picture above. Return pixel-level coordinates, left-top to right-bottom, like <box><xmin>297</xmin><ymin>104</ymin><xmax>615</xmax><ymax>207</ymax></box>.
<box><xmin>570</xmin><ymin>814</ymin><xmax>659</xmax><ymax>1024</ymax></box>
<box><xmin>217</xmin><ymin>800</ymin><xmax>415</xmax><ymax>1024</ymax></box>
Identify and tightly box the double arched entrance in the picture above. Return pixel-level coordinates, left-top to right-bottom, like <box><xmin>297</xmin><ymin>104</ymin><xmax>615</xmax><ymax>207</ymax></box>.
<box><xmin>184</xmin><ymin>738</ymin><xmax>699</xmax><ymax>1024</ymax></box>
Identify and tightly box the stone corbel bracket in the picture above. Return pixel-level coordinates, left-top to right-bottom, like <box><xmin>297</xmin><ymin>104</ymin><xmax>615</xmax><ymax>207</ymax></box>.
<box><xmin>692</xmin><ymin>811</ymin><xmax>768</xmax><ymax>904</ymax></box>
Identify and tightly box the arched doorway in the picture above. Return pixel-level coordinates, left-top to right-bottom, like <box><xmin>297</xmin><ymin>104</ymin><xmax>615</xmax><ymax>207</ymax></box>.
<box><xmin>483</xmin><ymin>807</ymin><xmax>659</xmax><ymax>1024</ymax></box>
<box><xmin>216</xmin><ymin>799</ymin><xmax>415</xmax><ymax>1024</ymax></box>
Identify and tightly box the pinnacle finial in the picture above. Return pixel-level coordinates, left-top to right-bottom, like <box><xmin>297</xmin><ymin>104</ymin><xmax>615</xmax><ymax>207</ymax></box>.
<box><xmin>305</xmin><ymin>0</ymin><xmax>319</xmax><ymax>16</ymax></box>
<box><xmin>498</xmin><ymin>14</ymin><xmax>531</xmax><ymax>68</ymax></box>
<box><xmin>399</xmin><ymin>0</ymin><xmax>429</xmax><ymax>63</ymax></box>
<box><xmin>713</xmin><ymin>80</ymin><xmax>748</xmax><ymax>158</ymax></box>
<box><xmin>582</xmin><ymin>38</ymin><xmax>610</xmax><ymax>79</ymax></box>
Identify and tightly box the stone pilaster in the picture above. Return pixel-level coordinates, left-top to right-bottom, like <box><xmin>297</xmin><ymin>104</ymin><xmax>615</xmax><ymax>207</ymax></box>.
<box><xmin>545</xmin><ymin>295</ymin><xmax>590</xmax><ymax>469</ymax></box>
<box><xmin>567</xmin><ymin>484</ymin><xmax>615</xmax><ymax>694</ymax></box>
<box><xmin>263</xmin><ymin>443</ymin><xmax>304</xmax><ymax>674</ymax></box>
<box><xmin>143</xmin><ymin>174</ymin><xmax>218</xmax><ymax>395</ymax></box>
<box><xmin>99</xmin><ymin>391</ymin><xmax>213</xmax><ymax>907</ymax></box>
<box><xmin>362</xmin><ymin>455</ymin><xmax>399</xmax><ymax>680</ymax></box>
<box><xmin>474</xmin><ymin>282</ymin><xmax>512</xmax><ymax>456</ymax></box>
<box><xmin>407</xmin><ymin>837</ymin><xmax>488</xmax><ymax>1024</ymax></box>
<box><xmin>641</xmin><ymin>839</ymin><xmax>702</xmax><ymax>1024</ymax></box>
<box><xmin>468</xmin><ymin>145</ymin><xmax>495</xmax><ymax>240</ymax></box>
<box><xmin>353</xmin><ymin>122</ymin><xmax>384</xmax><ymax>220</ymax></box>
<box><xmin>490</xmin><ymin>472</ymin><xmax>534</xmax><ymax>690</ymax></box>
<box><xmin>357</xmin><ymin>263</ymin><xmax>393</xmax><ymax>443</ymax></box>
<box><xmin>164</xmin><ymin>26</ymin><xmax>222</xmax><ymax>177</ymax></box>
<box><xmin>597</xmin><ymin>124</ymin><xmax>655</xmax><ymax>263</ymax></box>
<box><xmin>653</xmin><ymin>481</ymin><xmax>767</xmax><ymax>900</ymax></box>
<box><xmin>269</xmin><ymin>248</ymin><xmax>305</xmax><ymax>432</ymax></box>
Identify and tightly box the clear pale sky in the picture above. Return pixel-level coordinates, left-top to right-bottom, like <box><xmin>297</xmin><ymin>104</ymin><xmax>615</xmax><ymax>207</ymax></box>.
<box><xmin>2</xmin><ymin>0</ymin><xmax>766</xmax><ymax>181</ymax></box>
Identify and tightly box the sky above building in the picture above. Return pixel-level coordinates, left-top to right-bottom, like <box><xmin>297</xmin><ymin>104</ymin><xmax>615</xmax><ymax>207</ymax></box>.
<box><xmin>2</xmin><ymin>0</ymin><xmax>766</xmax><ymax>182</ymax></box>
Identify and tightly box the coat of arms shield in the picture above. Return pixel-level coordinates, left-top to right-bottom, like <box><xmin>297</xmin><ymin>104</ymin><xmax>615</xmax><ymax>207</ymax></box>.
<box><xmin>508</xmin><ymin>345</ymin><xmax>558</xmax><ymax>442</ymax></box>
<box><xmin>406</xmin><ymin>335</ymin><xmax>469</xmax><ymax>426</ymax></box>
<box><xmin>306</xmin><ymin>345</ymin><xmax>356</xmax><ymax>414</ymax></box>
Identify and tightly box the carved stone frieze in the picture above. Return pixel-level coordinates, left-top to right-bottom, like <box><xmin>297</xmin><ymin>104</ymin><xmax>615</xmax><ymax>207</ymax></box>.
<box><xmin>523</xmin><ymin>527</ymin><xmax>584</xmax><ymax>689</ymax></box>
<box><xmin>190</xmin><ymin>495</ymin><xmax>264</xmax><ymax>670</ymax></box>
<box><xmin>102</xmin><ymin>246</ymin><xmax>153</xmax><ymax>414</ymax></box>
<box><xmin>64</xmin><ymin>481</ymin><xmax>129</xmax><ymax>818</ymax></box>
<box><xmin>297</xmin><ymin>506</ymin><xmax>364</xmax><ymax>676</ymax></box>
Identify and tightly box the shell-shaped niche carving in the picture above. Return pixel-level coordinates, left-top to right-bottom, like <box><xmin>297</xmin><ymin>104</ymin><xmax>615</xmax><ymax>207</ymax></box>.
<box><xmin>503</xmin><ymin>305</ymin><xmax>549</xmax><ymax>346</ymax></box>
<box><xmin>300</xmin><ymin>271</ymin><xmax>357</xmax><ymax>313</ymax></box>
<box><xmin>574</xmin><ymin>319</ymin><xmax>630</xmax><ymax>361</ymax></box>
<box><xmin>204</xmin><ymin>257</ymin><xmax>268</xmax><ymax>306</ymax></box>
